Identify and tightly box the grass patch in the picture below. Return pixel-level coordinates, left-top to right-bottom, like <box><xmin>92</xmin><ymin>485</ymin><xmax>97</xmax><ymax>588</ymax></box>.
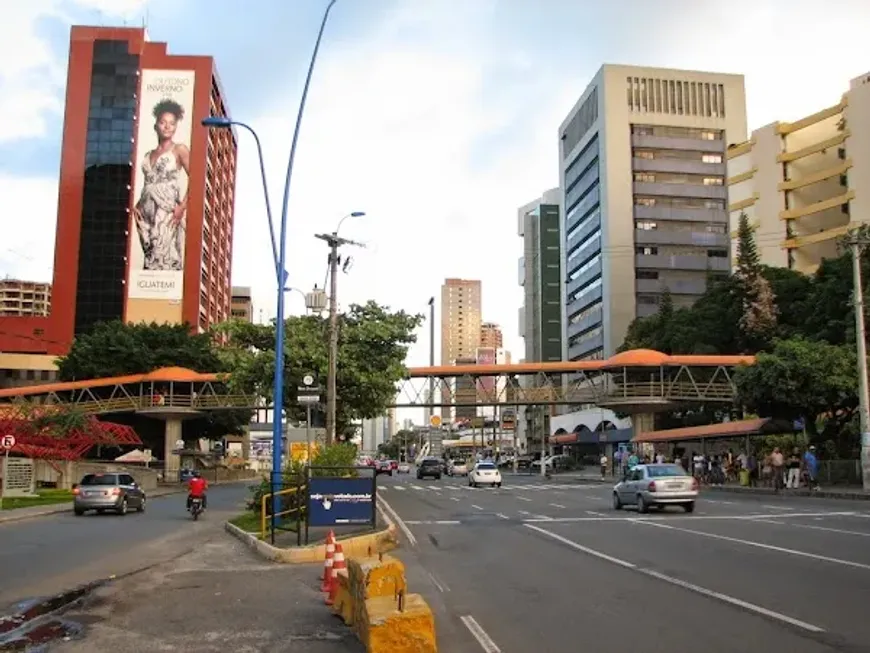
<box><xmin>0</xmin><ymin>489</ymin><xmax>74</xmax><ymax>511</ymax></box>
<box><xmin>229</xmin><ymin>512</ymin><xmax>262</xmax><ymax>534</ymax></box>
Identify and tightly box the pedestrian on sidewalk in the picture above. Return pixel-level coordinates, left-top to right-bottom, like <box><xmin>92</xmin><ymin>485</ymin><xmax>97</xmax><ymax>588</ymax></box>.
<box><xmin>599</xmin><ymin>453</ymin><xmax>608</xmax><ymax>479</ymax></box>
<box><xmin>803</xmin><ymin>446</ymin><xmax>820</xmax><ymax>491</ymax></box>
<box><xmin>786</xmin><ymin>448</ymin><xmax>801</xmax><ymax>489</ymax></box>
<box><xmin>771</xmin><ymin>448</ymin><xmax>785</xmax><ymax>491</ymax></box>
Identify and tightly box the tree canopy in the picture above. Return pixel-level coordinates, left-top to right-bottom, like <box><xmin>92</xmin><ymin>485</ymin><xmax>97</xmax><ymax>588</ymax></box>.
<box><xmin>216</xmin><ymin>300</ymin><xmax>422</xmax><ymax>436</ymax></box>
<box><xmin>620</xmin><ymin>227</ymin><xmax>866</xmax><ymax>454</ymax></box>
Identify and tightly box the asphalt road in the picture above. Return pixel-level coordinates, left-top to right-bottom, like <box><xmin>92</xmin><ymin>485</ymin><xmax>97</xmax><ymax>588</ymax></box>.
<box><xmin>0</xmin><ymin>483</ymin><xmax>250</xmax><ymax>605</ymax></box>
<box><xmin>378</xmin><ymin>470</ymin><xmax>870</xmax><ymax>653</ymax></box>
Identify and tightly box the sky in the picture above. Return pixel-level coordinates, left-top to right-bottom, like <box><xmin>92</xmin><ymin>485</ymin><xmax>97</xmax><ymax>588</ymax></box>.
<box><xmin>2</xmin><ymin>0</ymin><xmax>870</xmax><ymax>404</ymax></box>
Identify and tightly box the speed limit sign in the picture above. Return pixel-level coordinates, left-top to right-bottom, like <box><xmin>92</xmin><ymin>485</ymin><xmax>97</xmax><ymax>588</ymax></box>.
<box><xmin>0</xmin><ymin>435</ymin><xmax>14</xmax><ymax>450</ymax></box>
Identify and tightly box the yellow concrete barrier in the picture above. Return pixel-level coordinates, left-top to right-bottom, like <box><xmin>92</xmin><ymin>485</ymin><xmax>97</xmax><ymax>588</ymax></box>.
<box><xmin>360</xmin><ymin>592</ymin><xmax>437</xmax><ymax>653</ymax></box>
<box><xmin>346</xmin><ymin>554</ymin><xmax>407</xmax><ymax>635</ymax></box>
<box><xmin>331</xmin><ymin>569</ymin><xmax>354</xmax><ymax>625</ymax></box>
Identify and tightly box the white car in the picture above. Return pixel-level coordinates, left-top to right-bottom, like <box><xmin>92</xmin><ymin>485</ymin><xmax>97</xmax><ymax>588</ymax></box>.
<box><xmin>612</xmin><ymin>463</ymin><xmax>699</xmax><ymax>513</ymax></box>
<box><xmin>448</xmin><ymin>460</ymin><xmax>468</xmax><ymax>476</ymax></box>
<box><xmin>469</xmin><ymin>461</ymin><xmax>502</xmax><ymax>488</ymax></box>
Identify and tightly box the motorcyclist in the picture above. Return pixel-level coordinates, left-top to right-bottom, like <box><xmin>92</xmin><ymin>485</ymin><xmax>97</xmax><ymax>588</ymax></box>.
<box><xmin>187</xmin><ymin>470</ymin><xmax>208</xmax><ymax>511</ymax></box>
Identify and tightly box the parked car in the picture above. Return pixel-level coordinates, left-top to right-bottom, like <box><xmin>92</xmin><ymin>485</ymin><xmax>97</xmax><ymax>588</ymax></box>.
<box><xmin>73</xmin><ymin>472</ymin><xmax>146</xmax><ymax>516</ymax></box>
<box><xmin>468</xmin><ymin>461</ymin><xmax>502</xmax><ymax>488</ymax></box>
<box><xmin>612</xmin><ymin>463</ymin><xmax>699</xmax><ymax>513</ymax></box>
<box><xmin>416</xmin><ymin>457</ymin><xmax>442</xmax><ymax>480</ymax></box>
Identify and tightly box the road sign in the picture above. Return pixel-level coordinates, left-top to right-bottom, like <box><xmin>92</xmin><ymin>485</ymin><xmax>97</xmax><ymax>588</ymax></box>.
<box><xmin>429</xmin><ymin>415</ymin><xmax>442</xmax><ymax>428</ymax></box>
<box><xmin>303</xmin><ymin>374</ymin><xmax>315</xmax><ymax>386</ymax></box>
<box><xmin>1</xmin><ymin>435</ymin><xmax>15</xmax><ymax>450</ymax></box>
<box><xmin>307</xmin><ymin>476</ymin><xmax>376</xmax><ymax>527</ymax></box>
<box><xmin>298</xmin><ymin>386</ymin><xmax>321</xmax><ymax>405</ymax></box>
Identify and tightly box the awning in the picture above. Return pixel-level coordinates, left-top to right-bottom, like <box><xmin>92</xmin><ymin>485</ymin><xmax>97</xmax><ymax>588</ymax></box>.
<box><xmin>550</xmin><ymin>432</ymin><xmax>579</xmax><ymax>445</ymax></box>
<box><xmin>633</xmin><ymin>418</ymin><xmax>771</xmax><ymax>443</ymax></box>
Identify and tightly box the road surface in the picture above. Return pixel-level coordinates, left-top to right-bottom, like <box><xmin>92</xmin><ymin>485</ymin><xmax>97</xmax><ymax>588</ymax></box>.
<box><xmin>378</xmin><ymin>471</ymin><xmax>870</xmax><ymax>652</ymax></box>
<box><xmin>0</xmin><ymin>483</ymin><xmax>250</xmax><ymax>605</ymax></box>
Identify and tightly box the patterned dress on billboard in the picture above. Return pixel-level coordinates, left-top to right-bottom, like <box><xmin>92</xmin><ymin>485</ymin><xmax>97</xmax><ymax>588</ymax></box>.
<box><xmin>135</xmin><ymin>150</ymin><xmax>185</xmax><ymax>271</ymax></box>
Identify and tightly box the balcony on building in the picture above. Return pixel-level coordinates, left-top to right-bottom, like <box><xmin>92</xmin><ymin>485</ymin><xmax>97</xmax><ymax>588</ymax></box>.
<box><xmin>634</xmin><ymin>204</ymin><xmax>727</xmax><ymax>224</ymax></box>
<box><xmin>633</xmin><ymin>181</ymin><xmax>727</xmax><ymax>200</ymax></box>
<box><xmin>635</xmin><ymin>254</ymin><xmax>730</xmax><ymax>272</ymax></box>
<box><xmin>635</xmin><ymin>229</ymin><xmax>728</xmax><ymax>248</ymax></box>
<box><xmin>631</xmin><ymin>133</ymin><xmax>725</xmax><ymax>153</ymax></box>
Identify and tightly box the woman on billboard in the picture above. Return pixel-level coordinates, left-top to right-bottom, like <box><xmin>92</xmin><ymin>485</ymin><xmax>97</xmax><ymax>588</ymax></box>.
<box><xmin>133</xmin><ymin>98</ymin><xmax>191</xmax><ymax>271</ymax></box>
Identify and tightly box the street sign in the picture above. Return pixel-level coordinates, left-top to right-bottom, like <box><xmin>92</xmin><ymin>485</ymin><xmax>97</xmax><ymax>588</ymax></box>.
<box><xmin>298</xmin><ymin>386</ymin><xmax>321</xmax><ymax>405</ymax></box>
<box><xmin>298</xmin><ymin>394</ymin><xmax>320</xmax><ymax>405</ymax></box>
<box><xmin>429</xmin><ymin>415</ymin><xmax>442</xmax><ymax>428</ymax></box>
<box><xmin>1</xmin><ymin>435</ymin><xmax>15</xmax><ymax>450</ymax></box>
<box><xmin>303</xmin><ymin>374</ymin><xmax>315</xmax><ymax>387</ymax></box>
<box><xmin>307</xmin><ymin>476</ymin><xmax>376</xmax><ymax>526</ymax></box>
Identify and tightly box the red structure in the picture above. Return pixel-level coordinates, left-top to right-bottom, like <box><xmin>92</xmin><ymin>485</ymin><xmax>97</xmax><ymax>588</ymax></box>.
<box><xmin>0</xmin><ymin>26</ymin><xmax>237</xmax><ymax>357</ymax></box>
<box><xmin>0</xmin><ymin>406</ymin><xmax>141</xmax><ymax>463</ymax></box>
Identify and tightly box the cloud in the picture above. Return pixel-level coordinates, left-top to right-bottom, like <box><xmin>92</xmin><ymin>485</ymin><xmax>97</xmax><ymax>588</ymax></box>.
<box><xmin>230</xmin><ymin>1</ymin><xmax>566</xmax><ymax>376</ymax></box>
<box><xmin>0</xmin><ymin>174</ymin><xmax>59</xmax><ymax>281</ymax></box>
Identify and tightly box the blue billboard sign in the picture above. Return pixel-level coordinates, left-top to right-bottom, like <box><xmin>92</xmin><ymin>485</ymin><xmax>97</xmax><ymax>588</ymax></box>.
<box><xmin>307</xmin><ymin>477</ymin><xmax>376</xmax><ymax>527</ymax></box>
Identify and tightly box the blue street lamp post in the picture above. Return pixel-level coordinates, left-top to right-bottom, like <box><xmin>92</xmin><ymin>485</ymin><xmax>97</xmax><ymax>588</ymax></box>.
<box><xmin>202</xmin><ymin>0</ymin><xmax>339</xmax><ymax>519</ymax></box>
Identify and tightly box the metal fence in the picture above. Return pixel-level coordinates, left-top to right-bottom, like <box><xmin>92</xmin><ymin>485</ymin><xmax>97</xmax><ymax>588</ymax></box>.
<box><xmin>260</xmin><ymin>475</ymin><xmax>307</xmax><ymax>546</ymax></box>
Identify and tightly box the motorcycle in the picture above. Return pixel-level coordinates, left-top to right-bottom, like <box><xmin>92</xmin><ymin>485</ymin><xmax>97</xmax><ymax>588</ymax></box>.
<box><xmin>189</xmin><ymin>496</ymin><xmax>204</xmax><ymax>520</ymax></box>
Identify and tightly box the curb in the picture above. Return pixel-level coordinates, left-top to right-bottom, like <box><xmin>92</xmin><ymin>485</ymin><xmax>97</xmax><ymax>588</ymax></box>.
<box><xmin>705</xmin><ymin>485</ymin><xmax>870</xmax><ymax>501</ymax></box>
<box><xmin>224</xmin><ymin>521</ymin><xmax>399</xmax><ymax>564</ymax></box>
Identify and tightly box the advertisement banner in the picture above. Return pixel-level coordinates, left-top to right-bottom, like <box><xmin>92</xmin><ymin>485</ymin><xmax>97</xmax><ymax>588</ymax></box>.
<box><xmin>127</xmin><ymin>69</ymin><xmax>196</xmax><ymax>301</ymax></box>
<box><xmin>476</xmin><ymin>347</ymin><xmax>497</xmax><ymax>399</ymax></box>
<box><xmin>307</xmin><ymin>477</ymin><xmax>375</xmax><ymax>526</ymax></box>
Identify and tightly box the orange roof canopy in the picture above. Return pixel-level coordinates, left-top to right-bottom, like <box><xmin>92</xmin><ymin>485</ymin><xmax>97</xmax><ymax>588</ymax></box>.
<box><xmin>633</xmin><ymin>418</ymin><xmax>771</xmax><ymax>443</ymax></box>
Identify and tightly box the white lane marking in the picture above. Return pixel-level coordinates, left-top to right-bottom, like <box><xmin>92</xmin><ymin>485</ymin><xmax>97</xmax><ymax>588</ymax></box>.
<box><xmin>451</xmin><ymin>497</ymin><xmax>461</xmax><ymax>502</ymax></box>
<box><xmin>411</xmin><ymin>484</ymin><xmax>425</xmax><ymax>490</ymax></box>
<box><xmin>445</xmin><ymin>485</ymin><xmax>461</xmax><ymax>491</ymax></box>
<box><xmin>378</xmin><ymin>486</ymin><xmax>387</xmax><ymax>491</ymax></box>
<box><xmin>428</xmin><ymin>571</ymin><xmax>449</xmax><ymax>592</ymax></box>
<box><xmin>518</xmin><ymin>510</ymin><xmax>532</xmax><ymax>515</ymax></box>
<box><xmin>516</xmin><ymin>496</ymin><xmax>532</xmax><ymax>502</ymax></box>
<box><xmin>377</xmin><ymin>495</ymin><xmax>417</xmax><ymax>547</ymax></box>
<box><xmin>392</xmin><ymin>485</ymin><xmax>405</xmax><ymax>491</ymax></box>
<box><xmin>633</xmin><ymin>519</ymin><xmax>870</xmax><ymax>571</ymax></box>
<box><xmin>520</xmin><ymin>511</ymin><xmax>856</xmax><ymax>523</ymax></box>
<box><xmin>762</xmin><ymin>504</ymin><xmax>794</xmax><ymax>511</ymax></box>
<box><xmin>404</xmin><ymin>520</ymin><xmax>462</xmax><ymax>525</ymax></box>
<box><xmin>754</xmin><ymin>518</ymin><xmax>870</xmax><ymax>538</ymax></box>
<box><xmin>532</xmin><ymin>514</ymin><xmax>553</xmax><ymax>520</ymax></box>
<box><xmin>460</xmin><ymin>615</ymin><xmax>502</xmax><ymax>653</ymax></box>
<box><xmin>549</xmin><ymin>503</ymin><xmax>567</xmax><ymax>509</ymax></box>
<box><xmin>524</xmin><ymin>524</ymin><xmax>824</xmax><ymax>633</ymax></box>
<box><xmin>471</xmin><ymin>504</ymin><xmax>483</xmax><ymax>511</ymax></box>
<box><xmin>586</xmin><ymin>510</ymin><xmax>604</xmax><ymax>517</ymax></box>
<box><xmin>496</xmin><ymin>513</ymin><xmax>509</xmax><ymax>520</ymax></box>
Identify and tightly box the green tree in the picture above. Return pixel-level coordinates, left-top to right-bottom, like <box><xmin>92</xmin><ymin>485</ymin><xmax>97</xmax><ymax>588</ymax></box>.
<box><xmin>57</xmin><ymin>321</ymin><xmax>223</xmax><ymax>380</ymax></box>
<box><xmin>734</xmin><ymin>213</ymin><xmax>778</xmax><ymax>349</ymax></box>
<box><xmin>218</xmin><ymin>301</ymin><xmax>422</xmax><ymax>435</ymax></box>
<box><xmin>733</xmin><ymin>337</ymin><xmax>858</xmax><ymax>442</ymax></box>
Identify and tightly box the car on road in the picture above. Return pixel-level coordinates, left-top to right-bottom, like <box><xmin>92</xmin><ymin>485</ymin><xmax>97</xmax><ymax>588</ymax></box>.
<box><xmin>469</xmin><ymin>461</ymin><xmax>502</xmax><ymax>488</ymax></box>
<box><xmin>397</xmin><ymin>462</ymin><xmax>411</xmax><ymax>474</ymax></box>
<box><xmin>73</xmin><ymin>472</ymin><xmax>146</xmax><ymax>516</ymax></box>
<box><xmin>612</xmin><ymin>463</ymin><xmax>698</xmax><ymax>513</ymax></box>
<box><xmin>416</xmin><ymin>457</ymin><xmax>442</xmax><ymax>480</ymax></box>
<box><xmin>447</xmin><ymin>459</ymin><xmax>468</xmax><ymax>476</ymax></box>
<box><xmin>375</xmin><ymin>460</ymin><xmax>393</xmax><ymax>476</ymax></box>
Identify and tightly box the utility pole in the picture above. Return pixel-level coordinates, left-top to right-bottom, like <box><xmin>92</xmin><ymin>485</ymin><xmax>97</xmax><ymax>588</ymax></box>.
<box><xmin>315</xmin><ymin>232</ymin><xmax>364</xmax><ymax>445</ymax></box>
<box><xmin>849</xmin><ymin>235</ymin><xmax>870</xmax><ymax>490</ymax></box>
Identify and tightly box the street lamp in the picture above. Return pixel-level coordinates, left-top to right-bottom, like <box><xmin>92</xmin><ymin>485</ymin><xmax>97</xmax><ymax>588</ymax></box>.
<box><xmin>202</xmin><ymin>0</ymin><xmax>340</xmax><ymax>516</ymax></box>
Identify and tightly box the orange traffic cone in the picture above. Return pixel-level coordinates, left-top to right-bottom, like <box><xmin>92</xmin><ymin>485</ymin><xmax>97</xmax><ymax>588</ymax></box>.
<box><xmin>325</xmin><ymin>543</ymin><xmax>346</xmax><ymax>606</ymax></box>
<box><xmin>319</xmin><ymin>532</ymin><xmax>336</xmax><ymax>589</ymax></box>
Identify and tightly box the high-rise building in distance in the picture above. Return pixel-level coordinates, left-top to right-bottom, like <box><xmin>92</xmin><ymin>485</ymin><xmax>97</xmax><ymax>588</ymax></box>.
<box><xmin>479</xmin><ymin>322</ymin><xmax>503</xmax><ymax>349</ymax></box>
<box><xmin>518</xmin><ymin>189</ymin><xmax>563</xmax><ymax>363</ymax></box>
<box><xmin>727</xmin><ymin>72</ymin><xmax>870</xmax><ymax>274</ymax></box>
<box><xmin>440</xmin><ymin>278</ymin><xmax>482</xmax><ymax>366</ymax></box>
<box><xmin>559</xmin><ymin>64</ymin><xmax>747</xmax><ymax>361</ymax></box>
<box><xmin>0</xmin><ymin>280</ymin><xmax>52</xmax><ymax>318</ymax></box>
<box><xmin>231</xmin><ymin>286</ymin><xmax>253</xmax><ymax>322</ymax></box>
<box><xmin>0</xmin><ymin>26</ymin><xmax>237</xmax><ymax>357</ymax></box>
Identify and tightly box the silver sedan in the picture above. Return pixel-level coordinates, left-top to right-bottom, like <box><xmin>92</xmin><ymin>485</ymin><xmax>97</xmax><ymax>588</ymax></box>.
<box><xmin>612</xmin><ymin>464</ymin><xmax>698</xmax><ymax>513</ymax></box>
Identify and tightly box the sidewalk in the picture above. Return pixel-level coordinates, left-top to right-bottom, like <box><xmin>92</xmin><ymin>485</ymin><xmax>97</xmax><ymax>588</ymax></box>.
<box><xmin>0</xmin><ymin>479</ymin><xmax>252</xmax><ymax>525</ymax></box>
<box><xmin>549</xmin><ymin>469</ymin><xmax>870</xmax><ymax>501</ymax></box>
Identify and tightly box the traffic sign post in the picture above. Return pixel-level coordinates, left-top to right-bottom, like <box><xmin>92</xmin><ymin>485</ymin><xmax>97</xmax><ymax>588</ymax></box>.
<box><xmin>298</xmin><ymin>379</ymin><xmax>322</xmax><ymax>468</ymax></box>
<box><xmin>1</xmin><ymin>435</ymin><xmax>15</xmax><ymax>511</ymax></box>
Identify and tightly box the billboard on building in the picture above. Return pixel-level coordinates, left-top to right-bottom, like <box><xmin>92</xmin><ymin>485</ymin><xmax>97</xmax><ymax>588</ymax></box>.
<box><xmin>476</xmin><ymin>347</ymin><xmax>497</xmax><ymax>399</ymax></box>
<box><xmin>127</xmin><ymin>69</ymin><xmax>196</xmax><ymax>303</ymax></box>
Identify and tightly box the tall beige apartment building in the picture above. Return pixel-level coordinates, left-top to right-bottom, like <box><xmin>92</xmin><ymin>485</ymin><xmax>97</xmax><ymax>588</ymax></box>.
<box><xmin>559</xmin><ymin>64</ymin><xmax>747</xmax><ymax>359</ymax></box>
<box><xmin>440</xmin><ymin>278</ymin><xmax>482</xmax><ymax>366</ymax></box>
<box><xmin>480</xmin><ymin>322</ymin><xmax>503</xmax><ymax>349</ymax></box>
<box><xmin>0</xmin><ymin>279</ymin><xmax>51</xmax><ymax>317</ymax></box>
<box><xmin>230</xmin><ymin>286</ymin><xmax>254</xmax><ymax>322</ymax></box>
<box><xmin>727</xmin><ymin>73</ymin><xmax>870</xmax><ymax>273</ymax></box>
